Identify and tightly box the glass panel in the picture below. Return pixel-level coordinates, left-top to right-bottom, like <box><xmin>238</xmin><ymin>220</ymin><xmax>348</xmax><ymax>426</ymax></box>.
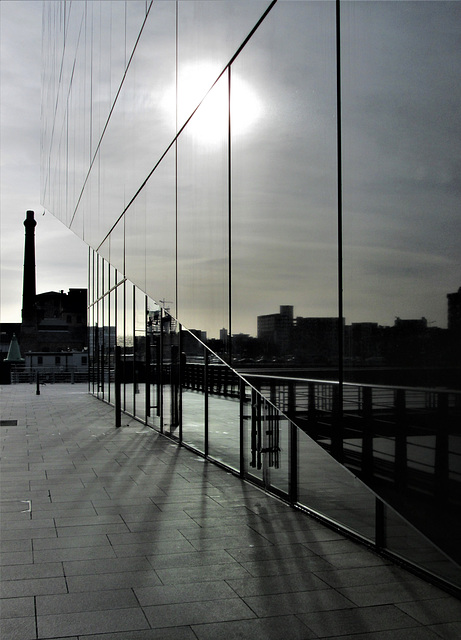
<box><xmin>177</xmin><ymin>1</ymin><xmax>272</xmax><ymax>129</ymax></box>
<box><xmin>297</xmin><ymin>427</ymin><xmax>376</xmax><ymax>542</ymax></box>
<box><xmin>208</xmin><ymin>363</ymin><xmax>241</xmax><ymax>471</ymax></box>
<box><xmin>134</xmin><ymin>289</ymin><xmax>146</xmax><ymax>423</ymax></box>
<box><xmin>116</xmin><ymin>281</ymin><xmax>125</xmax><ymax>410</ymax></box>
<box><xmin>243</xmin><ymin>385</ymin><xmax>263</xmax><ymax>485</ymax></box>
<box><xmin>384</xmin><ymin>505</ymin><xmax>461</xmax><ymax>591</ymax></box>
<box><xmin>161</xmin><ymin>311</ymin><xmax>180</xmax><ymax>437</ymax></box>
<box><xmin>125</xmin><ymin>2</ymin><xmax>148</xmax><ymax>65</ymax></box>
<box><xmin>146</xmin><ymin>298</ymin><xmax>162</xmax><ymax>429</ymax></box>
<box><xmin>102</xmin><ymin>292</ymin><xmax>109</xmax><ymax>400</ymax></box>
<box><xmin>144</xmin><ymin>149</ymin><xmax>176</xmax><ymax>317</ymax></box>
<box><xmin>181</xmin><ymin>331</ymin><xmax>205</xmax><ymax>453</ymax></box>
<box><xmin>231</xmin><ymin>1</ymin><xmax>338</xmax><ymax>374</ymax></box>
<box><xmin>125</xmin><ymin>189</ymin><xmax>147</xmax><ymax>293</ymax></box>
<box><xmin>109</xmin><ymin>287</ymin><xmax>116</xmax><ymax>404</ymax></box>
<box><xmin>98</xmin><ymin>296</ymin><xmax>104</xmax><ymax>400</ymax></box>
<box><xmin>89</xmin><ymin>250</ymin><xmax>95</xmax><ymax>307</ymax></box>
<box><xmin>91</xmin><ymin>2</ymin><xmax>112</xmax><ymax>157</ymax></box>
<box><xmin>177</xmin><ymin>73</ymin><xmax>229</xmax><ymax>346</ymax></box>
<box><xmin>125</xmin><ymin>283</ymin><xmax>135</xmax><ymax>417</ymax></box>
<box><xmin>108</xmin><ymin>2</ymin><xmax>126</xmax><ymax>107</ymax></box>
<box><xmin>98</xmin><ymin>254</ymin><xmax>104</xmax><ymax>301</ymax></box>
<box><xmin>264</xmin><ymin>402</ymin><xmax>290</xmax><ymax>496</ymax></box>
<box><xmin>124</xmin><ymin>1</ymin><xmax>176</xmax><ymax>198</ymax></box>
<box><xmin>88</xmin><ymin>303</ymin><xmax>96</xmax><ymax>394</ymax></box>
<box><xmin>109</xmin><ymin>217</ymin><xmax>125</xmax><ymax>277</ymax></box>
<box><xmin>342</xmin><ymin>1</ymin><xmax>461</xmax><ymax>390</ymax></box>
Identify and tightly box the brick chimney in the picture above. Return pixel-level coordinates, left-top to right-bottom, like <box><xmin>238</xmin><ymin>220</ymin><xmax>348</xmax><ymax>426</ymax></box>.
<box><xmin>22</xmin><ymin>210</ymin><xmax>37</xmax><ymax>324</ymax></box>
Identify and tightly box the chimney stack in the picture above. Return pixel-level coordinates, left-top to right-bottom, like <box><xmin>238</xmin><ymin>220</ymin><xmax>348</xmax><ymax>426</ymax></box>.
<box><xmin>22</xmin><ymin>210</ymin><xmax>37</xmax><ymax>323</ymax></box>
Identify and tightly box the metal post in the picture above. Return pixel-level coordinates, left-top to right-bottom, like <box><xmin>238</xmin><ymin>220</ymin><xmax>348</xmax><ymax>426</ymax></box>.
<box><xmin>36</xmin><ymin>371</ymin><xmax>40</xmax><ymax>395</ymax></box>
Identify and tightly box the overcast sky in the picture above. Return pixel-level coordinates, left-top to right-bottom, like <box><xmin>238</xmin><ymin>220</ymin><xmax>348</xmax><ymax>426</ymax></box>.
<box><xmin>0</xmin><ymin>1</ymin><xmax>88</xmax><ymax>325</ymax></box>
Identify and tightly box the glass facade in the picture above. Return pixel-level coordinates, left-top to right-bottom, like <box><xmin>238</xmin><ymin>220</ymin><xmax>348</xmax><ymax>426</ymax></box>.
<box><xmin>42</xmin><ymin>1</ymin><xmax>460</xmax><ymax>594</ymax></box>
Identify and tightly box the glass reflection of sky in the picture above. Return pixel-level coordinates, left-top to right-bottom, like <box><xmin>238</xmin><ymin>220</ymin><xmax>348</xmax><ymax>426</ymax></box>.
<box><xmin>159</xmin><ymin>61</ymin><xmax>263</xmax><ymax>145</ymax></box>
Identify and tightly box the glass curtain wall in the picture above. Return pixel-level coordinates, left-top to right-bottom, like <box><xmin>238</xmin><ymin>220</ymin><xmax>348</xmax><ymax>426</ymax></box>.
<box><xmin>48</xmin><ymin>0</ymin><xmax>460</xmax><ymax>595</ymax></box>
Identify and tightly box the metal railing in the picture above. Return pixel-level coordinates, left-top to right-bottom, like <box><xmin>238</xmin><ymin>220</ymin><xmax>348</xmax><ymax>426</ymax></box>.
<box><xmin>178</xmin><ymin>364</ymin><xmax>461</xmax><ymax>576</ymax></box>
<box><xmin>94</xmin><ymin>357</ymin><xmax>461</xmax><ymax>595</ymax></box>
<box><xmin>10</xmin><ymin>366</ymin><xmax>88</xmax><ymax>384</ymax></box>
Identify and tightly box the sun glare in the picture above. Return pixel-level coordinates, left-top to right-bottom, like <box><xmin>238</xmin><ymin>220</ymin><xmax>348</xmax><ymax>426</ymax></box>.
<box><xmin>162</xmin><ymin>62</ymin><xmax>262</xmax><ymax>145</ymax></box>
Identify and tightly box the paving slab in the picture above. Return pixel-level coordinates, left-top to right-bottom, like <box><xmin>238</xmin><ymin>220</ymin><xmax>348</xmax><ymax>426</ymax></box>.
<box><xmin>0</xmin><ymin>383</ymin><xmax>459</xmax><ymax>639</ymax></box>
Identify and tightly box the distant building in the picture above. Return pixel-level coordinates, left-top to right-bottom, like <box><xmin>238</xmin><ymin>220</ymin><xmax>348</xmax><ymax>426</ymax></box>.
<box><xmin>257</xmin><ymin>306</ymin><xmax>293</xmax><ymax>353</ymax></box>
<box><xmin>18</xmin><ymin>211</ymin><xmax>87</xmax><ymax>354</ymax></box>
<box><xmin>25</xmin><ymin>351</ymin><xmax>88</xmax><ymax>370</ymax></box>
<box><xmin>346</xmin><ymin>322</ymin><xmax>381</xmax><ymax>363</ymax></box>
<box><xmin>294</xmin><ymin>317</ymin><xmax>342</xmax><ymax>364</ymax></box>
<box><xmin>447</xmin><ymin>287</ymin><xmax>461</xmax><ymax>333</ymax></box>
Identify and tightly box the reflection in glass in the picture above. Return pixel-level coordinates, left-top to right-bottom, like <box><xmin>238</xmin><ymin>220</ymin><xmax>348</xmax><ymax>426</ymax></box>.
<box><xmin>342</xmin><ymin>2</ymin><xmax>461</xmax><ymax>390</ymax></box>
<box><xmin>385</xmin><ymin>505</ymin><xmax>461</xmax><ymax>591</ymax></box>
<box><xmin>103</xmin><ymin>292</ymin><xmax>109</xmax><ymax>399</ymax></box>
<box><xmin>146</xmin><ymin>299</ymin><xmax>161</xmax><ymax>429</ymax></box>
<box><xmin>116</xmin><ymin>281</ymin><xmax>125</xmax><ymax>410</ymax></box>
<box><xmin>125</xmin><ymin>284</ymin><xmax>135</xmax><ymax>417</ymax></box>
<box><xmin>134</xmin><ymin>289</ymin><xmax>146</xmax><ymax>423</ymax></box>
<box><xmin>208</xmin><ymin>367</ymin><xmax>241</xmax><ymax>472</ymax></box>
<box><xmin>109</xmin><ymin>287</ymin><xmax>116</xmax><ymax>404</ymax></box>
<box><xmin>177</xmin><ymin>74</ymin><xmax>229</xmax><ymax>344</ymax></box>
<box><xmin>181</xmin><ymin>332</ymin><xmax>205</xmax><ymax>453</ymax></box>
<box><xmin>161</xmin><ymin>312</ymin><xmax>180</xmax><ymax>437</ymax></box>
<box><xmin>144</xmin><ymin>151</ymin><xmax>177</xmax><ymax>317</ymax></box>
<box><xmin>231</xmin><ymin>1</ymin><xmax>338</xmax><ymax>372</ymax></box>
<box><xmin>297</xmin><ymin>427</ymin><xmax>375</xmax><ymax>542</ymax></box>
<box><xmin>44</xmin><ymin>0</ymin><xmax>461</xmax><ymax>595</ymax></box>
<box><xmin>177</xmin><ymin>1</ymin><xmax>271</xmax><ymax>129</ymax></box>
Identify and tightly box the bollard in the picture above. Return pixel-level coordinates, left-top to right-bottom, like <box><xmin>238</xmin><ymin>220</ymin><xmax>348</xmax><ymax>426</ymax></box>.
<box><xmin>36</xmin><ymin>371</ymin><xmax>40</xmax><ymax>395</ymax></box>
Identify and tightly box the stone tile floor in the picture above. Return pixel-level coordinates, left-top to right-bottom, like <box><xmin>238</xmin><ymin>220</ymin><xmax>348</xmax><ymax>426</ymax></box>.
<box><xmin>1</xmin><ymin>383</ymin><xmax>460</xmax><ymax>639</ymax></box>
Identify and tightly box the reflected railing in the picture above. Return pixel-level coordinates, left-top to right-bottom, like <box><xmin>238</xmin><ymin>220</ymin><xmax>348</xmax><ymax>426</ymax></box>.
<box><xmin>177</xmin><ymin>364</ymin><xmax>461</xmax><ymax>591</ymax></box>
<box><xmin>242</xmin><ymin>372</ymin><xmax>461</xmax><ymax>570</ymax></box>
<box><xmin>91</xmin><ymin>340</ymin><xmax>461</xmax><ymax>595</ymax></box>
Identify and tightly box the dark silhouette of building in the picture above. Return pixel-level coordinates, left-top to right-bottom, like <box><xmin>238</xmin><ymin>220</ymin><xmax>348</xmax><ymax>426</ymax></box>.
<box><xmin>257</xmin><ymin>306</ymin><xmax>293</xmax><ymax>356</ymax></box>
<box><xmin>447</xmin><ymin>287</ymin><xmax>461</xmax><ymax>333</ymax></box>
<box><xmin>18</xmin><ymin>210</ymin><xmax>87</xmax><ymax>354</ymax></box>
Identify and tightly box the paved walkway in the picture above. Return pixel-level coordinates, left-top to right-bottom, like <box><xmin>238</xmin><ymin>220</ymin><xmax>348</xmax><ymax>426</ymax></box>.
<box><xmin>1</xmin><ymin>383</ymin><xmax>460</xmax><ymax>640</ymax></box>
